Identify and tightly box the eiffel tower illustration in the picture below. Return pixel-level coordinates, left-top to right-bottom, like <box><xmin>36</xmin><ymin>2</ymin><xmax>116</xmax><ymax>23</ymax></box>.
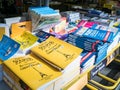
<box><xmin>32</xmin><ymin>67</ymin><xmax>48</xmax><ymax>78</ymax></box>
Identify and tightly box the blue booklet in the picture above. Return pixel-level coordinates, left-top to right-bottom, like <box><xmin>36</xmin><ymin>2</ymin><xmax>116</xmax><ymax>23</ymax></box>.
<box><xmin>82</xmin><ymin>28</ymin><xmax>114</xmax><ymax>43</ymax></box>
<box><xmin>35</xmin><ymin>30</ymin><xmax>55</xmax><ymax>43</ymax></box>
<box><xmin>95</xmin><ymin>45</ymin><xmax>108</xmax><ymax>64</ymax></box>
<box><xmin>0</xmin><ymin>35</ymin><xmax>20</xmax><ymax>60</ymax></box>
<box><xmin>67</xmin><ymin>34</ymin><xmax>104</xmax><ymax>52</ymax></box>
<box><xmin>29</xmin><ymin>7</ymin><xmax>59</xmax><ymax>15</ymax></box>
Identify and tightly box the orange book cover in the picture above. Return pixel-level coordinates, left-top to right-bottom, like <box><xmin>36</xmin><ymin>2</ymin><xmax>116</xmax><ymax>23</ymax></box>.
<box><xmin>11</xmin><ymin>21</ymin><xmax>32</xmax><ymax>38</ymax></box>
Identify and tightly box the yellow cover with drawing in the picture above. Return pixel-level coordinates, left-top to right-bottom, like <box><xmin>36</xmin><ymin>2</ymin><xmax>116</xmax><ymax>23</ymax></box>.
<box><xmin>31</xmin><ymin>36</ymin><xmax>83</xmax><ymax>71</ymax></box>
<box><xmin>4</xmin><ymin>54</ymin><xmax>62</xmax><ymax>90</ymax></box>
<box><xmin>13</xmin><ymin>31</ymin><xmax>38</xmax><ymax>50</ymax></box>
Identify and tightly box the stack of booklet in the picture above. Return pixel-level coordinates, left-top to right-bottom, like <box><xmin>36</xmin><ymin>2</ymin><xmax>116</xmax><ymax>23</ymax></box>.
<box><xmin>3</xmin><ymin>54</ymin><xmax>62</xmax><ymax>90</ymax></box>
<box><xmin>61</xmin><ymin>11</ymin><xmax>80</xmax><ymax>22</ymax></box>
<box><xmin>80</xmin><ymin>51</ymin><xmax>96</xmax><ymax>73</ymax></box>
<box><xmin>67</xmin><ymin>33</ymin><xmax>104</xmax><ymax>52</ymax></box>
<box><xmin>3</xmin><ymin>36</ymin><xmax>83</xmax><ymax>90</ymax></box>
<box><xmin>28</xmin><ymin>7</ymin><xmax>61</xmax><ymax>31</ymax></box>
<box><xmin>13</xmin><ymin>31</ymin><xmax>39</xmax><ymax>56</ymax></box>
<box><xmin>66</xmin><ymin>20</ymin><xmax>117</xmax><ymax>65</ymax></box>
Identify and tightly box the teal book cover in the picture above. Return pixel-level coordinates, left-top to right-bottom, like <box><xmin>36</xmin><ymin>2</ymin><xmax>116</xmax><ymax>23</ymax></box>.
<box><xmin>0</xmin><ymin>35</ymin><xmax>20</xmax><ymax>60</ymax></box>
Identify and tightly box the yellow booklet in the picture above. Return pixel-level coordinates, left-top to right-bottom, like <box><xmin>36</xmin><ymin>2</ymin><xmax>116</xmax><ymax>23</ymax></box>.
<box><xmin>0</xmin><ymin>27</ymin><xmax>5</xmax><ymax>40</ymax></box>
<box><xmin>13</xmin><ymin>31</ymin><xmax>38</xmax><ymax>50</ymax></box>
<box><xmin>31</xmin><ymin>36</ymin><xmax>83</xmax><ymax>71</ymax></box>
<box><xmin>4</xmin><ymin>54</ymin><xmax>62</xmax><ymax>90</ymax></box>
<box><xmin>0</xmin><ymin>60</ymin><xmax>2</xmax><ymax>65</ymax></box>
<box><xmin>0</xmin><ymin>24</ymin><xmax>10</xmax><ymax>40</ymax></box>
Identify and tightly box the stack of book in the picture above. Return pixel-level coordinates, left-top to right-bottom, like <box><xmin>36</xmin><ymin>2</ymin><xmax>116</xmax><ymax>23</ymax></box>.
<box><xmin>91</xmin><ymin>22</ymin><xmax>120</xmax><ymax>55</ymax></box>
<box><xmin>67</xmin><ymin>34</ymin><xmax>104</xmax><ymax>52</ymax></box>
<box><xmin>77</xmin><ymin>20</ymin><xmax>97</xmax><ymax>28</ymax></box>
<box><xmin>66</xmin><ymin>20</ymin><xmax>117</xmax><ymax>65</ymax></box>
<box><xmin>49</xmin><ymin>17</ymin><xmax>68</xmax><ymax>40</ymax></box>
<box><xmin>35</xmin><ymin>30</ymin><xmax>55</xmax><ymax>43</ymax></box>
<box><xmin>28</xmin><ymin>7</ymin><xmax>61</xmax><ymax>31</ymax></box>
<box><xmin>61</xmin><ymin>11</ymin><xmax>80</xmax><ymax>22</ymax></box>
<box><xmin>12</xmin><ymin>31</ymin><xmax>38</xmax><ymax>56</ymax></box>
<box><xmin>95</xmin><ymin>43</ymin><xmax>109</xmax><ymax>64</ymax></box>
<box><xmin>3</xmin><ymin>36</ymin><xmax>83</xmax><ymax>90</ymax></box>
<box><xmin>31</xmin><ymin>36</ymin><xmax>83</xmax><ymax>89</ymax></box>
<box><xmin>3</xmin><ymin>54</ymin><xmax>62</xmax><ymax>90</ymax></box>
<box><xmin>80</xmin><ymin>51</ymin><xmax>96</xmax><ymax>73</ymax></box>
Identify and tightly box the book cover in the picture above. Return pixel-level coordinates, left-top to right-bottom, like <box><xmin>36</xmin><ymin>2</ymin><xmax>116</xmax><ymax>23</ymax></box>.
<box><xmin>0</xmin><ymin>60</ymin><xmax>2</xmax><ymax>65</ymax></box>
<box><xmin>4</xmin><ymin>54</ymin><xmax>62</xmax><ymax>90</ymax></box>
<box><xmin>11</xmin><ymin>21</ymin><xmax>32</xmax><ymax>38</ymax></box>
<box><xmin>73</xmin><ymin>26</ymin><xmax>88</xmax><ymax>36</ymax></box>
<box><xmin>82</xmin><ymin>28</ymin><xmax>114</xmax><ymax>42</ymax></box>
<box><xmin>92</xmin><ymin>23</ymin><xmax>119</xmax><ymax>37</ymax></box>
<box><xmin>67</xmin><ymin>34</ymin><xmax>104</xmax><ymax>52</ymax></box>
<box><xmin>4</xmin><ymin>16</ymin><xmax>26</xmax><ymax>28</ymax></box>
<box><xmin>28</xmin><ymin>7</ymin><xmax>61</xmax><ymax>30</ymax></box>
<box><xmin>0</xmin><ymin>23</ymin><xmax>10</xmax><ymax>38</ymax></box>
<box><xmin>80</xmin><ymin>51</ymin><xmax>96</xmax><ymax>67</ymax></box>
<box><xmin>13</xmin><ymin>31</ymin><xmax>38</xmax><ymax>50</ymax></box>
<box><xmin>0</xmin><ymin>27</ymin><xmax>5</xmax><ymax>40</ymax></box>
<box><xmin>0</xmin><ymin>35</ymin><xmax>20</xmax><ymax>61</ymax></box>
<box><xmin>31</xmin><ymin>36</ymin><xmax>83</xmax><ymax>71</ymax></box>
<box><xmin>35</xmin><ymin>30</ymin><xmax>55</xmax><ymax>43</ymax></box>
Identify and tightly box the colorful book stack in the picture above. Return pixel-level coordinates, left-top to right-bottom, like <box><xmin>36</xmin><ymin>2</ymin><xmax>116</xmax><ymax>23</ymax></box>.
<box><xmin>1</xmin><ymin>7</ymin><xmax>120</xmax><ymax>90</ymax></box>
<box><xmin>49</xmin><ymin>17</ymin><xmax>68</xmax><ymax>40</ymax></box>
<box><xmin>28</xmin><ymin>7</ymin><xmax>61</xmax><ymax>31</ymax></box>
<box><xmin>93</xmin><ymin>18</ymin><xmax>110</xmax><ymax>26</ymax></box>
<box><xmin>80</xmin><ymin>51</ymin><xmax>96</xmax><ymax>73</ymax></box>
<box><xmin>66</xmin><ymin>19</ymin><xmax>117</xmax><ymax>66</ymax></box>
<box><xmin>67</xmin><ymin>34</ymin><xmax>109</xmax><ymax>65</ymax></box>
<box><xmin>82</xmin><ymin>28</ymin><xmax>114</xmax><ymax>43</ymax></box>
<box><xmin>67</xmin><ymin>33</ymin><xmax>104</xmax><ymax>52</ymax></box>
<box><xmin>61</xmin><ymin>11</ymin><xmax>80</xmax><ymax>22</ymax></box>
<box><xmin>92</xmin><ymin>22</ymin><xmax>120</xmax><ymax>55</ymax></box>
<box><xmin>35</xmin><ymin>30</ymin><xmax>55</xmax><ymax>43</ymax></box>
<box><xmin>77</xmin><ymin>20</ymin><xmax>97</xmax><ymax>28</ymax></box>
